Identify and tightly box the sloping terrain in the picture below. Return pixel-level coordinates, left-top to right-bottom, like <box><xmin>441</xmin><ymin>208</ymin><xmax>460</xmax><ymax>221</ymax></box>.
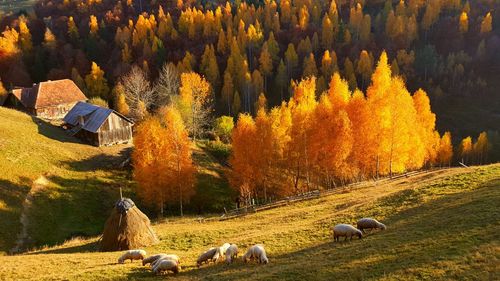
<box><xmin>0</xmin><ymin>107</ymin><xmax>132</xmax><ymax>254</ymax></box>
<box><xmin>0</xmin><ymin>163</ymin><xmax>498</xmax><ymax>280</ymax></box>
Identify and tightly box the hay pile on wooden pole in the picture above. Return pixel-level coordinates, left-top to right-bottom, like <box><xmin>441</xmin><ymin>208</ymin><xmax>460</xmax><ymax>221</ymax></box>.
<box><xmin>100</xmin><ymin>198</ymin><xmax>158</xmax><ymax>251</ymax></box>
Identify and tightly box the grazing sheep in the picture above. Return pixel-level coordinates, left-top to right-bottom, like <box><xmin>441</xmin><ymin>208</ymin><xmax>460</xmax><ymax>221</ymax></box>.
<box><xmin>242</xmin><ymin>244</ymin><xmax>268</xmax><ymax>264</ymax></box>
<box><xmin>356</xmin><ymin>218</ymin><xmax>386</xmax><ymax>233</ymax></box>
<box><xmin>149</xmin><ymin>254</ymin><xmax>181</xmax><ymax>268</ymax></box>
<box><xmin>220</xmin><ymin>243</ymin><xmax>231</xmax><ymax>255</ymax></box>
<box><xmin>117</xmin><ymin>249</ymin><xmax>147</xmax><ymax>264</ymax></box>
<box><xmin>333</xmin><ymin>224</ymin><xmax>363</xmax><ymax>242</ymax></box>
<box><xmin>196</xmin><ymin>247</ymin><xmax>218</xmax><ymax>267</ymax></box>
<box><xmin>152</xmin><ymin>259</ymin><xmax>181</xmax><ymax>275</ymax></box>
<box><xmin>143</xmin><ymin>254</ymin><xmax>168</xmax><ymax>266</ymax></box>
<box><xmin>225</xmin><ymin>244</ymin><xmax>238</xmax><ymax>264</ymax></box>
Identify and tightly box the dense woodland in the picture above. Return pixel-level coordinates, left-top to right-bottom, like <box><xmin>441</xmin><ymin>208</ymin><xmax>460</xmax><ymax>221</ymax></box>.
<box><xmin>0</xmin><ymin>0</ymin><xmax>498</xmax><ymax>213</ymax></box>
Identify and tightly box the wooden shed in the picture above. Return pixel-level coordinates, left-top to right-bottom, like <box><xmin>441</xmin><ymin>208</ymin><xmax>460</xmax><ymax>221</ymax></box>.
<box><xmin>2</xmin><ymin>79</ymin><xmax>87</xmax><ymax>119</ymax></box>
<box><xmin>63</xmin><ymin>102</ymin><xmax>133</xmax><ymax>146</ymax></box>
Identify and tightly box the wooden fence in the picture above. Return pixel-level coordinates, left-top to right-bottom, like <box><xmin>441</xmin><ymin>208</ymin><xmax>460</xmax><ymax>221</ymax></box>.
<box><xmin>218</xmin><ymin>168</ymin><xmax>444</xmax><ymax>221</ymax></box>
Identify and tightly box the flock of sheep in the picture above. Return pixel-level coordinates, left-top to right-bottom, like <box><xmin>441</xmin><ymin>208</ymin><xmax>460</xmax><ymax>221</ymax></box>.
<box><xmin>117</xmin><ymin>217</ymin><xmax>385</xmax><ymax>276</ymax></box>
<box><xmin>117</xmin><ymin>243</ymin><xmax>268</xmax><ymax>275</ymax></box>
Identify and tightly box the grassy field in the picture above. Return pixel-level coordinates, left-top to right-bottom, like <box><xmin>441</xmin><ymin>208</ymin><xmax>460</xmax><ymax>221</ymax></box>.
<box><xmin>0</xmin><ymin>107</ymin><xmax>132</xmax><ymax>254</ymax></box>
<box><xmin>0</xmin><ymin>164</ymin><xmax>498</xmax><ymax>280</ymax></box>
<box><xmin>0</xmin><ymin>107</ymin><xmax>233</xmax><ymax>254</ymax></box>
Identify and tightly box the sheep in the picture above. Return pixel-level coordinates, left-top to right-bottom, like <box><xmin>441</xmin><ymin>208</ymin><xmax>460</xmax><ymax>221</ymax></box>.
<box><xmin>356</xmin><ymin>218</ymin><xmax>386</xmax><ymax>233</ymax></box>
<box><xmin>117</xmin><ymin>249</ymin><xmax>147</xmax><ymax>264</ymax></box>
<box><xmin>152</xmin><ymin>259</ymin><xmax>181</xmax><ymax>275</ymax></box>
<box><xmin>143</xmin><ymin>254</ymin><xmax>167</xmax><ymax>266</ymax></box>
<box><xmin>242</xmin><ymin>244</ymin><xmax>268</xmax><ymax>264</ymax></box>
<box><xmin>333</xmin><ymin>224</ymin><xmax>363</xmax><ymax>242</ymax></box>
<box><xmin>147</xmin><ymin>254</ymin><xmax>180</xmax><ymax>267</ymax></box>
<box><xmin>196</xmin><ymin>247</ymin><xmax>219</xmax><ymax>267</ymax></box>
<box><xmin>225</xmin><ymin>244</ymin><xmax>238</xmax><ymax>264</ymax></box>
<box><xmin>220</xmin><ymin>243</ymin><xmax>231</xmax><ymax>255</ymax></box>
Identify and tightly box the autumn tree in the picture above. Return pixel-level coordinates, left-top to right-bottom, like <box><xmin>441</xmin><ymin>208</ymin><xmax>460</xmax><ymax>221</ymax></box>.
<box><xmin>459</xmin><ymin>136</ymin><xmax>473</xmax><ymax>165</ymax></box>
<box><xmin>480</xmin><ymin>12</ymin><xmax>492</xmax><ymax>34</ymax></box>
<box><xmin>229</xmin><ymin>113</ymin><xmax>258</xmax><ymax>204</ymax></box>
<box><xmin>121</xmin><ymin>66</ymin><xmax>154</xmax><ymax>120</ymax></box>
<box><xmin>155</xmin><ymin>62</ymin><xmax>180</xmax><ymax>107</ymax></box>
<box><xmin>161</xmin><ymin>106</ymin><xmax>196</xmax><ymax>216</ymax></box>
<box><xmin>85</xmin><ymin>62</ymin><xmax>110</xmax><ymax>99</ymax></box>
<box><xmin>18</xmin><ymin>17</ymin><xmax>33</xmax><ymax>52</ymax></box>
<box><xmin>133</xmin><ymin>107</ymin><xmax>195</xmax><ymax>216</ymax></box>
<box><xmin>459</xmin><ymin>12</ymin><xmax>468</xmax><ymax>33</ymax></box>
<box><xmin>259</xmin><ymin>43</ymin><xmax>273</xmax><ymax>89</ymax></box>
<box><xmin>112</xmin><ymin>82</ymin><xmax>130</xmax><ymax>116</ymax></box>
<box><xmin>288</xmin><ymin>77</ymin><xmax>317</xmax><ymax>192</ymax></box>
<box><xmin>473</xmin><ymin>132</ymin><xmax>489</xmax><ymax>164</ymax></box>
<box><xmin>303</xmin><ymin>53</ymin><xmax>318</xmax><ymax>78</ymax></box>
<box><xmin>177</xmin><ymin>72</ymin><xmax>213</xmax><ymax>139</ymax></box>
<box><xmin>321</xmin><ymin>15</ymin><xmax>334</xmax><ymax>49</ymax></box>
<box><xmin>437</xmin><ymin>132</ymin><xmax>453</xmax><ymax>167</ymax></box>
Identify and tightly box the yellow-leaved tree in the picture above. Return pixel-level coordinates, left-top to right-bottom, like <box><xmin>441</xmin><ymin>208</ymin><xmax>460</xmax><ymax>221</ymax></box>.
<box><xmin>177</xmin><ymin>72</ymin><xmax>212</xmax><ymax>139</ymax></box>
<box><xmin>133</xmin><ymin>107</ymin><xmax>195</xmax><ymax>216</ymax></box>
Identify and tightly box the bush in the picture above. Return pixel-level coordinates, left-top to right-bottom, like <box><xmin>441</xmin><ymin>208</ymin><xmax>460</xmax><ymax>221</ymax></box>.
<box><xmin>88</xmin><ymin>97</ymin><xmax>109</xmax><ymax>108</ymax></box>
<box><xmin>213</xmin><ymin>116</ymin><xmax>234</xmax><ymax>143</ymax></box>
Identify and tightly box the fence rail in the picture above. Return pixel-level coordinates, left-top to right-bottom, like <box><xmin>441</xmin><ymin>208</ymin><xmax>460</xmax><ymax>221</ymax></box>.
<box><xmin>218</xmin><ymin>168</ymin><xmax>446</xmax><ymax>221</ymax></box>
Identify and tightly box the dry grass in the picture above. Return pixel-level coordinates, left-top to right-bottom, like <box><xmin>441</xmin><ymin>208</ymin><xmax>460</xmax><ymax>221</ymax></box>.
<box><xmin>0</xmin><ymin>164</ymin><xmax>498</xmax><ymax>280</ymax></box>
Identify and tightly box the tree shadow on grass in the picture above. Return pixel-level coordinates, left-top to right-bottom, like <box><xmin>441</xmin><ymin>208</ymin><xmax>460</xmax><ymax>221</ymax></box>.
<box><xmin>26</xmin><ymin>240</ymin><xmax>99</xmax><ymax>255</ymax></box>
<box><xmin>23</xmin><ymin>175</ymin><xmax>123</xmax><ymax>251</ymax></box>
<box><xmin>0</xmin><ymin>178</ymin><xmax>31</xmax><ymax>253</ymax></box>
<box><xmin>179</xmin><ymin>179</ymin><xmax>499</xmax><ymax>281</ymax></box>
<box><xmin>59</xmin><ymin>146</ymin><xmax>133</xmax><ymax>172</ymax></box>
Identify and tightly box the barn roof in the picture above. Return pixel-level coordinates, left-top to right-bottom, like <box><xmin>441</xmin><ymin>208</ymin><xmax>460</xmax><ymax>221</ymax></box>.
<box><xmin>11</xmin><ymin>79</ymin><xmax>87</xmax><ymax>109</ymax></box>
<box><xmin>63</xmin><ymin>102</ymin><xmax>133</xmax><ymax>133</ymax></box>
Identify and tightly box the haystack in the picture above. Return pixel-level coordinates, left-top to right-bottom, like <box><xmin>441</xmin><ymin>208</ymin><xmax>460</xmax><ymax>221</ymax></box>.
<box><xmin>100</xmin><ymin>198</ymin><xmax>159</xmax><ymax>251</ymax></box>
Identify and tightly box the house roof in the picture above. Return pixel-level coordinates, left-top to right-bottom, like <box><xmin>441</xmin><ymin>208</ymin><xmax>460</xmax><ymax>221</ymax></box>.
<box><xmin>63</xmin><ymin>101</ymin><xmax>133</xmax><ymax>133</ymax></box>
<box><xmin>11</xmin><ymin>79</ymin><xmax>87</xmax><ymax>109</ymax></box>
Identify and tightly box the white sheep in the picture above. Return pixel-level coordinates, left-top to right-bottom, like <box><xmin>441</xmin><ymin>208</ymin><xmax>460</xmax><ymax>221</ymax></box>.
<box><xmin>220</xmin><ymin>243</ymin><xmax>231</xmax><ymax>255</ymax></box>
<box><xmin>143</xmin><ymin>254</ymin><xmax>167</xmax><ymax>266</ymax></box>
<box><xmin>152</xmin><ymin>259</ymin><xmax>181</xmax><ymax>275</ymax></box>
<box><xmin>225</xmin><ymin>244</ymin><xmax>238</xmax><ymax>264</ymax></box>
<box><xmin>196</xmin><ymin>247</ymin><xmax>218</xmax><ymax>267</ymax></box>
<box><xmin>356</xmin><ymin>218</ymin><xmax>386</xmax><ymax>233</ymax></box>
<box><xmin>333</xmin><ymin>224</ymin><xmax>363</xmax><ymax>242</ymax></box>
<box><xmin>148</xmin><ymin>254</ymin><xmax>180</xmax><ymax>268</ymax></box>
<box><xmin>117</xmin><ymin>249</ymin><xmax>147</xmax><ymax>264</ymax></box>
<box><xmin>242</xmin><ymin>244</ymin><xmax>268</xmax><ymax>264</ymax></box>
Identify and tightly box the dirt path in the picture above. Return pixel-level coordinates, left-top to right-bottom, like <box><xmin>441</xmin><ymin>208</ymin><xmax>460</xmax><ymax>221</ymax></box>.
<box><xmin>10</xmin><ymin>176</ymin><xmax>49</xmax><ymax>254</ymax></box>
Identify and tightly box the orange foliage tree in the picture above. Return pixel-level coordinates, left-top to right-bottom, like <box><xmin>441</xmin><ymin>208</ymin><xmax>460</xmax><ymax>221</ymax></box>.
<box><xmin>133</xmin><ymin>107</ymin><xmax>195</xmax><ymax>216</ymax></box>
<box><xmin>230</xmin><ymin>51</ymin><xmax>448</xmax><ymax>203</ymax></box>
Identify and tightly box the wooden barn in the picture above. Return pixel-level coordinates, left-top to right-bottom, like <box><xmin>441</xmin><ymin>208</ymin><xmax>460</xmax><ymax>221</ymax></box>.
<box><xmin>63</xmin><ymin>102</ymin><xmax>133</xmax><ymax>146</ymax></box>
<box><xmin>1</xmin><ymin>79</ymin><xmax>87</xmax><ymax>119</ymax></box>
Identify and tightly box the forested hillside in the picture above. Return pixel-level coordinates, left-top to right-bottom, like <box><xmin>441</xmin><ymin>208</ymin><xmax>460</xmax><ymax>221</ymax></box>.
<box><xmin>0</xmin><ymin>0</ymin><xmax>499</xmax><ymax>139</ymax></box>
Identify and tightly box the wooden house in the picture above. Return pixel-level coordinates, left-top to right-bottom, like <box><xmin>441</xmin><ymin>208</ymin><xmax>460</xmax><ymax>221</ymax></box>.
<box><xmin>2</xmin><ymin>79</ymin><xmax>87</xmax><ymax>119</ymax></box>
<box><xmin>63</xmin><ymin>102</ymin><xmax>133</xmax><ymax>146</ymax></box>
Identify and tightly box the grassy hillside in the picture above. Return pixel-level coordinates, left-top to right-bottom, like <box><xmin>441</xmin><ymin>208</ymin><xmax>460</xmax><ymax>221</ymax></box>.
<box><xmin>0</xmin><ymin>107</ymin><xmax>132</xmax><ymax>254</ymax></box>
<box><xmin>0</xmin><ymin>107</ymin><xmax>234</xmax><ymax>254</ymax></box>
<box><xmin>0</xmin><ymin>164</ymin><xmax>498</xmax><ymax>280</ymax></box>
